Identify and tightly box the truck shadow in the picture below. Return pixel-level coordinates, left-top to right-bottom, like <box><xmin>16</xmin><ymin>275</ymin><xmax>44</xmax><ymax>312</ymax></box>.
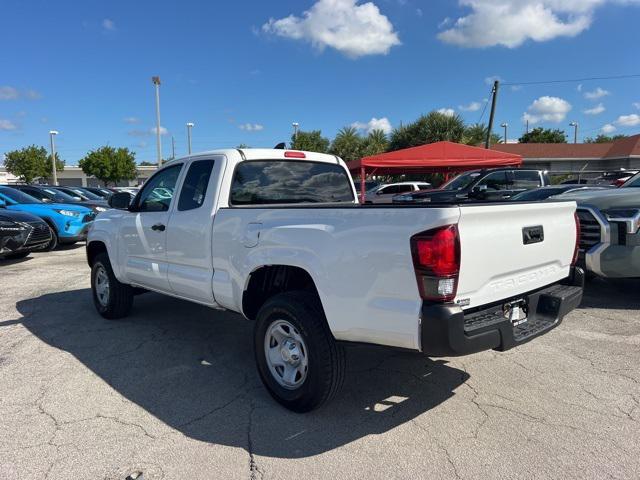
<box><xmin>14</xmin><ymin>289</ymin><xmax>468</xmax><ymax>459</ymax></box>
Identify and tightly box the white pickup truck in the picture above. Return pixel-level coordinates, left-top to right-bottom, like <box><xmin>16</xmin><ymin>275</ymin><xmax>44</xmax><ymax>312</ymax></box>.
<box><xmin>87</xmin><ymin>148</ymin><xmax>583</xmax><ymax>412</ymax></box>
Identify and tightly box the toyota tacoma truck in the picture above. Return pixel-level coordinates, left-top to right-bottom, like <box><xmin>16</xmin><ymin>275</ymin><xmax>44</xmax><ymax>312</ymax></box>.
<box><xmin>86</xmin><ymin>148</ymin><xmax>583</xmax><ymax>412</ymax></box>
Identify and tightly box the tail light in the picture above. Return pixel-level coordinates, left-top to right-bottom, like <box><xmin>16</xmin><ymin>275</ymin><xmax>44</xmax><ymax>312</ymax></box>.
<box><xmin>572</xmin><ymin>211</ymin><xmax>580</xmax><ymax>266</ymax></box>
<box><xmin>410</xmin><ymin>225</ymin><xmax>460</xmax><ymax>302</ymax></box>
<box><xmin>284</xmin><ymin>151</ymin><xmax>306</xmax><ymax>158</ymax></box>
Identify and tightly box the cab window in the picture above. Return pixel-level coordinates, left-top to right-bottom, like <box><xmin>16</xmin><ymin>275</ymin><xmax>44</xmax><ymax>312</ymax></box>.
<box><xmin>512</xmin><ymin>170</ymin><xmax>542</xmax><ymax>189</ymax></box>
<box><xmin>476</xmin><ymin>171</ymin><xmax>509</xmax><ymax>191</ymax></box>
<box><xmin>136</xmin><ymin>164</ymin><xmax>182</xmax><ymax>212</ymax></box>
<box><xmin>178</xmin><ymin>160</ymin><xmax>215</xmax><ymax>211</ymax></box>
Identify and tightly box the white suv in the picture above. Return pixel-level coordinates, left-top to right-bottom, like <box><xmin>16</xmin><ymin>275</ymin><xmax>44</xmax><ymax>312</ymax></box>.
<box><xmin>365</xmin><ymin>182</ymin><xmax>431</xmax><ymax>203</ymax></box>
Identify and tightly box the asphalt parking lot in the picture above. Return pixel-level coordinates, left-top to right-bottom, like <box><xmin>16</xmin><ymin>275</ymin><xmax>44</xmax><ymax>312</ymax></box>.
<box><xmin>1</xmin><ymin>247</ymin><xmax>639</xmax><ymax>480</ymax></box>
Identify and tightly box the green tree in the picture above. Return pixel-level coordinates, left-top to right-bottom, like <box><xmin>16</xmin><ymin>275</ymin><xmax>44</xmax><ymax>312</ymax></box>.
<box><xmin>329</xmin><ymin>126</ymin><xmax>363</xmax><ymax>162</ymax></box>
<box><xmin>138</xmin><ymin>161</ymin><xmax>156</xmax><ymax>166</ymax></box>
<box><xmin>290</xmin><ymin>130</ymin><xmax>330</xmax><ymax>153</ymax></box>
<box><xmin>361</xmin><ymin>129</ymin><xmax>389</xmax><ymax>157</ymax></box>
<box><xmin>519</xmin><ymin>127</ymin><xmax>567</xmax><ymax>143</ymax></box>
<box><xmin>388</xmin><ymin>111</ymin><xmax>465</xmax><ymax>151</ymax></box>
<box><xmin>236</xmin><ymin>143</ymin><xmax>250</xmax><ymax>149</ymax></box>
<box><xmin>4</xmin><ymin>145</ymin><xmax>64</xmax><ymax>183</ymax></box>
<box><xmin>79</xmin><ymin>146</ymin><xmax>137</xmax><ymax>186</ymax></box>
<box><xmin>584</xmin><ymin>134</ymin><xmax>627</xmax><ymax>143</ymax></box>
<box><xmin>462</xmin><ymin>123</ymin><xmax>501</xmax><ymax>146</ymax></box>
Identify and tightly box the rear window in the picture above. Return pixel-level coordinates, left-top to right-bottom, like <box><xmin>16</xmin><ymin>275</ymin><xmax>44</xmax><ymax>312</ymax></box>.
<box><xmin>230</xmin><ymin>160</ymin><xmax>354</xmax><ymax>205</ymax></box>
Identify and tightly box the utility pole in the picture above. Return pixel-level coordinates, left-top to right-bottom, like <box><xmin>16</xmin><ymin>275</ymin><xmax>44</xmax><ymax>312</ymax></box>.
<box><xmin>525</xmin><ymin>119</ymin><xmax>529</xmax><ymax>134</ymax></box>
<box><xmin>152</xmin><ymin>76</ymin><xmax>162</xmax><ymax>166</ymax></box>
<box><xmin>171</xmin><ymin>136</ymin><xmax>176</xmax><ymax>159</ymax></box>
<box><xmin>501</xmin><ymin>123</ymin><xmax>508</xmax><ymax>144</ymax></box>
<box><xmin>292</xmin><ymin>122</ymin><xmax>299</xmax><ymax>142</ymax></box>
<box><xmin>186</xmin><ymin>122</ymin><xmax>194</xmax><ymax>155</ymax></box>
<box><xmin>569</xmin><ymin>122</ymin><xmax>578</xmax><ymax>144</ymax></box>
<box><xmin>49</xmin><ymin>130</ymin><xmax>59</xmax><ymax>186</ymax></box>
<box><xmin>485</xmin><ymin>80</ymin><xmax>500</xmax><ymax>149</ymax></box>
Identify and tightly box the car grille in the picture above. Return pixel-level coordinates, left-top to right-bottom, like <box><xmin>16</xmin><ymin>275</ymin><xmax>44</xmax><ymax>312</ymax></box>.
<box><xmin>25</xmin><ymin>221</ymin><xmax>52</xmax><ymax>247</ymax></box>
<box><xmin>577</xmin><ymin>209</ymin><xmax>603</xmax><ymax>253</ymax></box>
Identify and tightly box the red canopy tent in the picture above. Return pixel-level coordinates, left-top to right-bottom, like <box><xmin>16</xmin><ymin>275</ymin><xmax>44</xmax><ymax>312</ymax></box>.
<box><xmin>346</xmin><ymin>141</ymin><xmax>522</xmax><ymax>202</ymax></box>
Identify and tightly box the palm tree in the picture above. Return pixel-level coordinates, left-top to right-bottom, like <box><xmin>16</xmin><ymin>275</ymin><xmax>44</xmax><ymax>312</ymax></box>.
<box><xmin>330</xmin><ymin>126</ymin><xmax>363</xmax><ymax>163</ymax></box>
<box><xmin>388</xmin><ymin>111</ymin><xmax>465</xmax><ymax>151</ymax></box>
<box><xmin>362</xmin><ymin>129</ymin><xmax>388</xmax><ymax>156</ymax></box>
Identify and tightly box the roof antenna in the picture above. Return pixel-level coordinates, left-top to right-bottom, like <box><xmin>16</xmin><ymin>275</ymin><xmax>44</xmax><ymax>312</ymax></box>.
<box><xmin>274</xmin><ymin>142</ymin><xmax>286</xmax><ymax>149</ymax></box>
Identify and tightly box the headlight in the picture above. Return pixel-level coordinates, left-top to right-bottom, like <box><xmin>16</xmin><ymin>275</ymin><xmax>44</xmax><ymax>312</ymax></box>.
<box><xmin>95</xmin><ymin>206</ymin><xmax>108</xmax><ymax>212</ymax></box>
<box><xmin>0</xmin><ymin>220</ymin><xmax>25</xmax><ymax>231</ymax></box>
<box><xmin>54</xmin><ymin>209</ymin><xmax>81</xmax><ymax>217</ymax></box>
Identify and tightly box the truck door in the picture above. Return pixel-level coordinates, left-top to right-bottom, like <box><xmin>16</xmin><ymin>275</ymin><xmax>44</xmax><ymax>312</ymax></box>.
<box><xmin>119</xmin><ymin>163</ymin><xmax>183</xmax><ymax>292</ymax></box>
<box><xmin>166</xmin><ymin>156</ymin><xmax>225</xmax><ymax>304</ymax></box>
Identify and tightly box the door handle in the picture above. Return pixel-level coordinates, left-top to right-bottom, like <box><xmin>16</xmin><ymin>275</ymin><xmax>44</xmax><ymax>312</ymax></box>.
<box><xmin>151</xmin><ymin>223</ymin><xmax>166</xmax><ymax>232</ymax></box>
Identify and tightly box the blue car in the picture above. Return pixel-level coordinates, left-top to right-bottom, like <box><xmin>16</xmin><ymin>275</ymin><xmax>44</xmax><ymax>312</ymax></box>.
<box><xmin>0</xmin><ymin>186</ymin><xmax>95</xmax><ymax>250</ymax></box>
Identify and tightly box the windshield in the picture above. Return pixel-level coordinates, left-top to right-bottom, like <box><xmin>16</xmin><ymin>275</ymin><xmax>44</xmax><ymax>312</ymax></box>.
<box><xmin>72</xmin><ymin>187</ymin><xmax>102</xmax><ymax>200</ymax></box>
<box><xmin>441</xmin><ymin>171</ymin><xmax>481</xmax><ymax>191</ymax></box>
<box><xmin>41</xmin><ymin>188</ymin><xmax>79</xmax><ymax>203</ymax></box>
<box><xmin>622</xmin><ymin>174</ymin><xmax>640</xmax><ymax>188</ymax></box>
<box><xmin>0</xmin><ymin>187</ymin><xmax>43</xmax><ymax>204</ymax></box>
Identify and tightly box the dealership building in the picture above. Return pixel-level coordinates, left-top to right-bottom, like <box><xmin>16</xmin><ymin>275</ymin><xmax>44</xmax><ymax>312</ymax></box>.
<box><xmin>491</xmin><ymin>133</ymin><xmax>640</xmax><ymax>174</ymax></box>
<box><xmin>0</xmin><ymin>164</ymin><xmax>157</xmax><ymax>187</ymax></box>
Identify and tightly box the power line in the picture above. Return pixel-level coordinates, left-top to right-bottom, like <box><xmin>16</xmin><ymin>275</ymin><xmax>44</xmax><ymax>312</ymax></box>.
<box><xmin>503</xmin><ymin>73</ymin><xmax>640</xmax><ymax>87</ymax></box>
<box><xmin>476</xmin><ymin>87</ymin><xmax>492</xmax><ymax>124</ymax></box>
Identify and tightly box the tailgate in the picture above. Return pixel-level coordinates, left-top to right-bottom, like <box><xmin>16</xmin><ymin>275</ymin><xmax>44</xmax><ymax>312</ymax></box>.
<box><xmin>455</xmin><ymin>201</ymin><xmax>577</xmax><ymax>310</ymax></box>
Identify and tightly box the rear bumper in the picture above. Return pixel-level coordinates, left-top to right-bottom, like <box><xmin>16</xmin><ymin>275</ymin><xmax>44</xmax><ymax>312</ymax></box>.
<box><xmin>420</xmin><ymin>268</ymin><xmax>584</xmax><ymax>357</ymax></box>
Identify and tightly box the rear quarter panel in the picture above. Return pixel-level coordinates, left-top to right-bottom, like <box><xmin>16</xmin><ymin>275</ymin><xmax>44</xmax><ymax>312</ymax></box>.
<box><xmin>211</xmin><ymin>206</ymin><xmax>460</xmax><ymax>350</ymax></box>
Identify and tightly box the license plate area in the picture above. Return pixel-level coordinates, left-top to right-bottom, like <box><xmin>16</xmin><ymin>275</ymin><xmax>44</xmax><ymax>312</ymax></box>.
<box><xmin>503</xmin><ymin>298</ymin><xmax>528</xmax><ymax>327</ymax></box>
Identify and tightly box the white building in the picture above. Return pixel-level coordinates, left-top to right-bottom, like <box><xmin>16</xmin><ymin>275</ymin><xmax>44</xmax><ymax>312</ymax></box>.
<box><xmin>0</xmin><ymin>165</ymin><xmax>158</xmax><ymax>187</ymax></box>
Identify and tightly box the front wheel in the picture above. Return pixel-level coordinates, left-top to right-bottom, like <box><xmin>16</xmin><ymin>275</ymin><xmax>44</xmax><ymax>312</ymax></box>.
<box><xmin>254</xmin><ymin>291</ymin><xmax>345</xmax><ymax>412</ymax></box>
<box><xmin>91</xmin><ymin>252</ymin><xmax>133</xmax><ymax>319</ymax></box>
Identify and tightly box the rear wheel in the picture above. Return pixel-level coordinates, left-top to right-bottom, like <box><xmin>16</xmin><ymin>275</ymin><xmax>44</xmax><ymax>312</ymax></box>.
<box><xmin>254</xmin><ymin>291</ymin><xmax>345</xmax><ymax>412</ymax></box>
<box><xmin>91</xmin><ymin>252</ymin><xmax>133</xmax><ymax>319</ymax></box>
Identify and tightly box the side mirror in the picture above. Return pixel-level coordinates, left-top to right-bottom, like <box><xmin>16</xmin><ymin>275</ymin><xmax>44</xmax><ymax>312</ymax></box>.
<box><xmin>108</xmin><ymin>192</ymin><xmax>133</xmax><ymax>210</ymax></box>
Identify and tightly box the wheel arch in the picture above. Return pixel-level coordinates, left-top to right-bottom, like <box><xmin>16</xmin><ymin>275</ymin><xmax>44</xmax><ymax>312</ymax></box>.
<box><xmin>242</xmin><ymin>264</ymin><xmax>324</xmax><ymax>321</ymax></box>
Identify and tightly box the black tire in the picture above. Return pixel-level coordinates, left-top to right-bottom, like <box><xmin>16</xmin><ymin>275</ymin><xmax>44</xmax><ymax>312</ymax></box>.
<box><xmin>91</xmin><ymin>252</ymin><xmax>134</xmax><ymax>319</ymax></box>
<box><xmin>45</xmin><ymin>227</ymin><xmax>59</xmax><ymax>251</ymax></box>
<box><xmin>254</xmin><ymin>291</ymin><xmax>345</xmax><ymax>413</ymax></box>
<box><xmin>3</xmin><ymin>251</ymin><xmax>30</xmax><ymax>260</ymax></box>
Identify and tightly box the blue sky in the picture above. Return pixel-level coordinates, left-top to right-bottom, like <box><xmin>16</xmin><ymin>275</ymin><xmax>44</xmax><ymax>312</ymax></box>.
<box><xmin>1</xmin><ymin>0</ymin><xmax>640</xmax><ymax>164</ymax></box>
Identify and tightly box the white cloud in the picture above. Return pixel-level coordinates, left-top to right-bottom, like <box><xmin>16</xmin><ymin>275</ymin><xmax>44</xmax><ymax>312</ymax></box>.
<box><xmin>583</xmin><ymin>103</ymin><xmax>605</xmax><ymax>115</ymax></box>
<box><xmin>239</xmin><ymin>123</ymin><xmax>264</xmax><ymax>132</ymax></box>
<box><xmin>124</xmin><ymin>116</ymin><xmax>140</xmax><ymax>124</ymax></box>
<box><xmin>437</xmin><ymin>0</ymin><xmax>640</xmax><ymax>48</ymax></box>
<box><xmin>601</xmin><ymin>124</ymin><xmax>616</xmax><ymax>134</ymax></box>
<box><xmin>151</xmin><ymin>126</ymin><xmax>168</xmax><ymax>135</ymax></box>
<box><xmin>102</xmin><ymin>19</ymin><xmax>116</xmax><ymax>31</ymax></box>
<box><xmin>584</xmin><ymin>87</ymin><xmax>610</xmax><ymax>100</ymax></box>
<box><xmin>437</xmin><ymin>108</ymin><xmax>456</xmax><ymax>117</ymax></box>
<box><xmin>0</xmin><ymin>86</ymin><xmax>41</xmax><ymax>100</ymax></box>
<box><xmin>262</xmin><ymin>0</ymin><xmax>400</xmax><ymax>58</ymax></box>
<box><xmin>0</xmin><ymin>119</ymin><xmax>17</xmax><ymax>131</ymax></box>
<box><xmin>0</xmin><ymin>86</ymin><xmax>19</xmax><ymax>100</ymax></box>
<box><xmin>522</xmin><ymin>96</ymin><xmax>572</xmax><ymax>124</ymax></box>
<box><xmin>458</xmin><ymin>101</ymin><xmax>482</xmax><ymax>112</ymax></box>
<box><xmin>351</xmin><ymin>116</ymin><xmax>392</xmax><ymax>134</ymax></box>
<box><xmin>615</xmin><ymin>114</ymin><xmax>640</xmax><ymax>127</ymax></box>
<box><xmin>632</xmin><ymin>102</ymin><xmax>640</xmax><ymax>110</ymax></box>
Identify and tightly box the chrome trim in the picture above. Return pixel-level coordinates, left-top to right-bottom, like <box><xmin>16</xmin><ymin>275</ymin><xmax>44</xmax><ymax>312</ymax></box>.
<box><xmin>606</xmin><ymin>209</ymin><xmax>640</xmax><ymax>235</ymax></box>
<box><xmin>580</xmin><ymin>205</ymin><xmax>610</xmax><ymax>277</ymax></box>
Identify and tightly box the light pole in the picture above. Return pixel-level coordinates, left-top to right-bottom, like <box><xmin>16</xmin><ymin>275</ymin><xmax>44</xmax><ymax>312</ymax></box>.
<box><xmin>500</xmin><ymin>123</ymin><xmax>508</xmax><ymax>144</ymax></box>
<box><xmin>152</xmin><ymin>76</ymin><xmax>162</xmax><ymax>166</ymax></box>
<box><xmin>569</xmin><ymin>122</ymin><xmax>578</xmax><ymax>144</ymax></box>
<box><xmin>186</xmin><ymin>122</ymin><xmax>194</xmax><ymax>155</ymax></box>
<box><xmin>292</xmin><ymin>122</ymin><xmax>299</xmax><ymax>143</ymax></box>
<box><xmin>49</xmin><ymin>130</ymin><xmax>59</xmax><ymax>185</ymax></box>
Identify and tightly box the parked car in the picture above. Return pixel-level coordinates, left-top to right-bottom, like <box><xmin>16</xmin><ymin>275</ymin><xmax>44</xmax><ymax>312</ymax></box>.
<box><xmin>393</xmin><ymin>168</ymin><xmax>549</xmax><ymax>204</ymax></box>
<box><xmin>510</xmin><ymin>185</ymin><xmax>612</xmax><ymax>202</ymax></box>
<box><xmin>83</xmin><ymin>186</ymin><xmax>114</xmax><ymax>199</ymax></box>
<box><xmin>0</xmin><ymin>186</ymin><xmax>95</xmax><ymax>250</ymax></box>
<box><xmin>87</xmin><ymin>148</ymin><xmax>583</xmax><ymax>412</ymax></box>
<box><xmin>0</xmin><ymin>209</ymin><xmax>51</xmax><ymax>260</ymax></box>
<box><xmin>620</xmin><ymin>171</ymin><xmax>640</xmax><ymax>188</ymax></box>
<box><xmin>560</xmin><ymin>188</ymin><xmax>640</xmax><ymax>278</ymax></box>
<box><xmin>49</xmin><ymin>185</ymin><xmax>107</xmax><ymax>203</ymax></box>
<box><xmin>9</xmin><ymin>184</ymin><xmax>109</xmax><ymax>213</ymax></box>
<box><xmin>364</xmin><ymin>181</ymin><xmax>432</xmax><ymax>203</ymax></box>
